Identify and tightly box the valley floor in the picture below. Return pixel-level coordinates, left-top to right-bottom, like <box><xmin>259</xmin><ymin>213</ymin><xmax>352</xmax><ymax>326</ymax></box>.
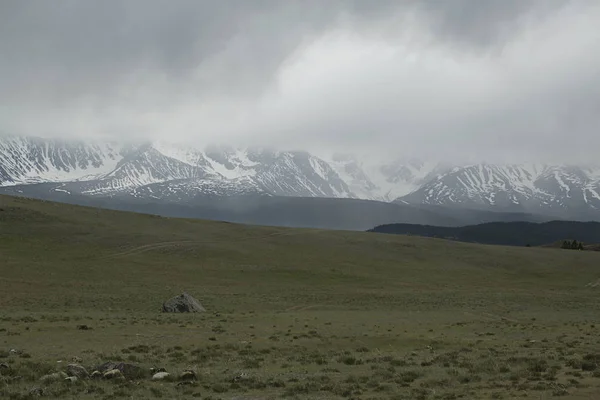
<box><xmin>1</xmin><ymin>195</ymin><xmax>600</xmax><ymax>399</ymax></box>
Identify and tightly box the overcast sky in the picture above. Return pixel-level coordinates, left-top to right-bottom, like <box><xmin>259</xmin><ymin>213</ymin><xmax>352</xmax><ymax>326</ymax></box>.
<box><xmin>1</xmin><ymin>0</ymin><xmax>599</xmax><ymax>163</ymax></box>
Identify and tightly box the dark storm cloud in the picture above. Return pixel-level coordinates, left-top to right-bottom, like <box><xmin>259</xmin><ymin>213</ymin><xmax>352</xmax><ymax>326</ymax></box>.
<box><xmin>414</xmin><ymin>0</ymin><xmax>570</xmax><ymax>48</ymax></box>
<box><xmin>0</xmin><ymin>1</ymin><xmax>302</xmax><ymax>100</ymax></box>
<box><xmin>0</xmin><ymin>1</ymin><xmax>598</xmax><ymax>163</ymax></box>
<box><xmin>1</xmin><ymin>0</ymin><xmax>539</xmax><ymax>98</ymax></box>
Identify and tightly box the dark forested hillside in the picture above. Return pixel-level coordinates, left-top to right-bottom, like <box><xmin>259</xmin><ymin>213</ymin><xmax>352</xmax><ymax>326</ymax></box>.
<box><xmin>368</xmin><ymin>221</ymin><xmax>600</xmax><ymax>247</ymax></box>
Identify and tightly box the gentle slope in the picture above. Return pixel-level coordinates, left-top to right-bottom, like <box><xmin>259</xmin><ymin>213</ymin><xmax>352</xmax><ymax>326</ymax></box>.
<box><xmin>2</xmin><ymin>194</ymin><xmax>600</xmax><ymax>399</ymax></box>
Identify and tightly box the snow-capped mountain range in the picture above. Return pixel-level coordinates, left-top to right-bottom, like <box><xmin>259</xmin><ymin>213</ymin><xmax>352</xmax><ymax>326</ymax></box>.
<box><xmin>1</xmin><ymin>135</ymin><xmax>599</xmax><ymax>219</ymax></box>
<box><xmin>0</xmin><ymin>135</ymin><xmax>425</xmax><ymax>201</ymax></box>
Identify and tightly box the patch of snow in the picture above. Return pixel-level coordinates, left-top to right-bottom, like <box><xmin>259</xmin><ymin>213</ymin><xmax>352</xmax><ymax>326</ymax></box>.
<box><xmin>309</xmin><ymin>157</ymin><xmax>328</xmax><ymax>181</ymax></box>
<box><xmin>234</xmin><ymin>149</ymin><xmax>259</xmax><ymax>168</ymax></box>
<box><xmin>151</xmin><ymin>141</ymin><xmax>205</xmax><ymax>167</ymax></box>
<box><xmin>205</xmin><ymin>157</ymin><xmax>240</xmax><ymax>180</ymax></box>
<box><xmin>554</xmin><ymin>171</ymin><xmax>571</xmax><ymax>197</ymax></box>
<box><xmin>588</xmin><ymin>187</ymin><xmax>600</xmax><ymax>201</ymax></box>
<box><xmin>203</xmin><ymin>150</ymin><xmax>258</xmax><ymax>180</ymax></box>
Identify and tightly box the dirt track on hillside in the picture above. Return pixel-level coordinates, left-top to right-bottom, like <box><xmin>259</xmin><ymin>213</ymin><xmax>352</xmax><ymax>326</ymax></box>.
<box><xmin>103</xmin><ymin>230</ymin><xmax>318</xmax><ymax>259</ymax></box>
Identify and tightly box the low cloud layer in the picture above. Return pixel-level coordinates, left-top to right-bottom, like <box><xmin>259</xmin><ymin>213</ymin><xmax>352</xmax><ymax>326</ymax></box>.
<box><xmin>1</xmin><ymin>0</ymin><xmax>599</xmax><ymax>163</ymax></box>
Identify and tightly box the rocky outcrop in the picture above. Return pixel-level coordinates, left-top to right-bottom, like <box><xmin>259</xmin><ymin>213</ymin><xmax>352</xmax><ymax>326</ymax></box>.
<box><xmin>162</xmin><ymin>292</ymin><xmax>205</xmax><ymax>313</ymax></box>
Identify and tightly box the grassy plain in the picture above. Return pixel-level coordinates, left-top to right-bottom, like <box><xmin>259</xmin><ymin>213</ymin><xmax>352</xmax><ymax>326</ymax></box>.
<box><xmin>1</xmin><ymin>195</ymin><xmax>600</xmax><ymax>399</ymax></box>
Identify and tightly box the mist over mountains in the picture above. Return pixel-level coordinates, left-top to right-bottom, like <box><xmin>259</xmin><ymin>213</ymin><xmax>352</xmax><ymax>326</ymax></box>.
<box><xmin>1</xmin><ymin>134</ymin><xmax>599</xmax><ymax>229</ymax></box>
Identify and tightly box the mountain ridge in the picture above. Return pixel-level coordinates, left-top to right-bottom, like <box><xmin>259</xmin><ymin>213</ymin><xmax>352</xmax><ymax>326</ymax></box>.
<box><xmin>397</xmin><ymin>163</ymin><xmax>600</xmax><ymax>219</ymax></box>
<box><xmin>1</xmin><ymin>134</ymin><xmax>599</xmax><ymax>221</ymax></box>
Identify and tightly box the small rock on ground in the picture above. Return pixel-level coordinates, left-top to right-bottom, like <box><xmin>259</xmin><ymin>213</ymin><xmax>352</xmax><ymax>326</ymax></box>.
<box><xmin>96</xmin><ymin>362</ymin><xmax>119</xmax><ymax>373</ymax></box>
<box><xmin>90</xmin><ymin>370</ymin><xmax>102</xmax><ymax>379</ymax></box>
<box><xmin>152</xmin><ymin>372</ymin><xmax>171</xmax><ymax>381</ymax></box>
<box><xmin>67</xmin><ymin>363</ymin><xmax>89</xmax><ymax>379</ymax></box>
<box><xmin>103</xmin><ymin>369</ymin><xmax>124</xmax><ymax>380</ymax></box>
<box><xmin>95</xmin><ymin>362</ymin><xmax>145</xmax><ymax>379</ymax></box>
<box><xmin>180</xmin><ymin>370</ymin><xmax>196</xmax><ymax>381</ymax></box>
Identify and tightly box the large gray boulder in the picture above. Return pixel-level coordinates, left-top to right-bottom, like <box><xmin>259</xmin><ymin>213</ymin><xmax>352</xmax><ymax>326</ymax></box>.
<box><xmin>162</xmin><ymin>292</ymin><xmax>205</xmax><ymax>313</ymax></box>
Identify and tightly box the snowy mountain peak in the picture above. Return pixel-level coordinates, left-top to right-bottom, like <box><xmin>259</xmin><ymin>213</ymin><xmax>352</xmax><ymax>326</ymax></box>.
<box><xmin>0</xmin><ymin>136</ymin><xmax>357</xmax><ymax>200</ymax></box>
<box><xmin>0</xmin><ymin>135</ymin><xmax>125</xmax><ymax>186</ymax></box>
<box><xmin>399</xmin><ymin>163</ymin><xmax>600</xmax><ymax>216</ymax></box>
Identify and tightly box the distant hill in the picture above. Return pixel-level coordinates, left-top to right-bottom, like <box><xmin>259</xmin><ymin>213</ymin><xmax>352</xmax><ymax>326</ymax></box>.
<box><xmin>368</xmin><ymin>221</ymin><xmax>600</xmax><ymax>247</ymax></box>
<box><xmin>0</xmin><ymin>188</ymin><xmax>557</xmax><ymax>231</ymax></box>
